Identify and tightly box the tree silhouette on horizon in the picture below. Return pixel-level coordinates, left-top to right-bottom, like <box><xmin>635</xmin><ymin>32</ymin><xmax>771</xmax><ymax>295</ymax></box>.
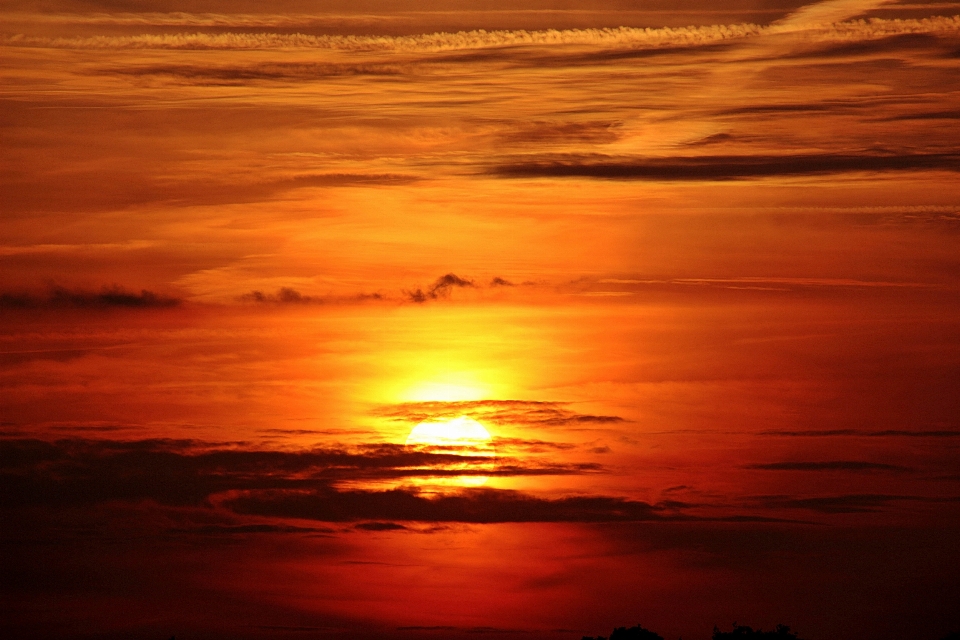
<box><xmin>583</xmin><ymin>623</ymin><xmax>665</xmax><ymax>640</ymax></box>
<box><xmin>582</xmin><ymin>621</ymin><xmax>960</xmax><ymax>640</ymax></box>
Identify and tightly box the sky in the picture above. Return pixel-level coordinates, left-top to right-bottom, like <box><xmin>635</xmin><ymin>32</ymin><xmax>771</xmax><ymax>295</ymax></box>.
<box><xmin>2</xmin><ymin>0</ymin><xmax>960</xmax><ymax>638</ymax></box>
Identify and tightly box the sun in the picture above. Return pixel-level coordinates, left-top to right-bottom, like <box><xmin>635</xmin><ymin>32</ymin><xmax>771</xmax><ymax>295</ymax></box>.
<box><xmin>406</xmin><ymin>416</ymin><xmax>493</xmax><ymax>450</ymax></box>
<box><xmin>405</xmin><ymin>416</ymin><xmax>496</xmax><ymax>487</ymax></box>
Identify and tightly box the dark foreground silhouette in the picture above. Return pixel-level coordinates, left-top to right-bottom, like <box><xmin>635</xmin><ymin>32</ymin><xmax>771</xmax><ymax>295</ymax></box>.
<box><xmin>583</xmin><ymin>623</ymin><xmax>960</xmax><ymax>640</ymax></box>
<box><xmin>583</xmin><ymin>625</ymin><xmax>665</xmax><ymax>640</ymax></box>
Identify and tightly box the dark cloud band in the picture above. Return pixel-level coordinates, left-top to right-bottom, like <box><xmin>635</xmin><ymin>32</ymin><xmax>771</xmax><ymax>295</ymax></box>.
<box><xmin>491</xmin><ymin>152</ymin><xmax>960</xmax><ymax>181</ymax></box>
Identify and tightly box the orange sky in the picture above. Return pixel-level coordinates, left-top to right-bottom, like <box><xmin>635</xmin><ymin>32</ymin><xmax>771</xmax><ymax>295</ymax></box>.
<box><xmin>2</xmin><ymin>1</ymin><xmax>960</xmax><ymax>639</ymax></box>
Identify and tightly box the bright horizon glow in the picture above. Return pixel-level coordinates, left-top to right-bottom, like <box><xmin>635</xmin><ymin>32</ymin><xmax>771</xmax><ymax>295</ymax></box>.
<box><xmin>401</xmin><ymin>381</ymin><xmax>489</xmax><ymax>403</ymax></box>
<box><xmin>4</xmin><ymin>3</ymin><xmax>960</xmax><ymax>638</ymax></box>
<box><xmin>406</xmin><ymin>416</ymin><xmax>495</xmax><ymax>487</ymax></box>
<box><xmin>405</xmin><ymin>416</ymin><xmax>493</xmax><ymax>450</ymax></box>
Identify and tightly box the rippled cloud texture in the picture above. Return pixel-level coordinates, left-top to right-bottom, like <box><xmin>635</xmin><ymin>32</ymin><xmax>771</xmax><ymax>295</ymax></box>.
<box><xmin>2</xmin><ymin>0</ymin><xmax>960</xmax><ymax>639</ymax></box>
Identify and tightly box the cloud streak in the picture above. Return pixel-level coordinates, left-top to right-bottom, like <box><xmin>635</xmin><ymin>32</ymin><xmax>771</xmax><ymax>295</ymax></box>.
<box><xmin>491</xmin><ymin>152</ymin><xmax>960</xmax><ymax>181</ymax></box>
<box><xmin>224</xmin><ymin>486</ymin><xmax>682</xmax><ymax>524</ymax></box>
<box><xmin>0</xmin><ymin>286</ymin><xmax>180</xmax><ymax>309</ymax></box>
<box><xmin>0</xmin><ymin>438</ymin><xmax>604</xmax><ymax>510</ymax></box>
<box><xmin>4</xmin><ymin>17</ymin><xmax>957</xmax><ymax>52</ymax></box>
<box><xmin>405</xmin><ymin>273</ymin><xmax>476</xmax><ymax>303</ymax></box>
<box><xmin>744</xmin><ymin>460</ymin><xmax>912</xmax><ymax>472</ymax></box>
<box><xmin>753</xmin><ymin>493</ymin><xmax>960</xmax><ymax>513</ymax></box>
<box><xmin>375</xmin><ymin>399</ymin><xmax>625</xmax><ymax>428</ymax></box>
<box><xmin>5</xmin><ymin>437</ymin><xmax>850</xmax><ymax>525</ymax></box>
<box><xmin>100</xmin><ymin>61</ymin><xmax>408</xmax><ymax>82</ymax></box>
<box><xmin>773</xmin><ymin>0</ymin><xmax>900</xmax><ymax>30</ymax></box>
<box><xmin>759</xmin><ymin>429</ymin><xmax>960</xmax><ymax>437</ymax></box>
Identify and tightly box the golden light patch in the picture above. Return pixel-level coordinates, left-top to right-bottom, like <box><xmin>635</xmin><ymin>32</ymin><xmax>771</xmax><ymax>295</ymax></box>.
<box><xmin>406</xmin><ymin>416</ymin><xmax>496</xmax><ymax>487</ymax></box>
<box><xmin>402</xmin><ymin>381</ymin><xmax>489</xmax><ymax>403</ymax></box>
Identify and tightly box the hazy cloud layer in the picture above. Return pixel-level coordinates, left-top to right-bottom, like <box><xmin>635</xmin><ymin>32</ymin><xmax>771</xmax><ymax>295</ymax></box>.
<box><xmin>760</xmin><ymin>429</ymin><xmax>960</xmax><ymax>437</ymax></box>
<box><xmin>2</xmin><ymin>0</ymin><xmax>960</xmax><ymax>636</ymax></box>
<box><xmin>492</xmin><ymin>152</ymin><xmax>960</xmax><ymax>181</ymax></box>
<box><xmin>375</xmin><ymin>400</ymin><xmax>625</xmax><ymax>428</ymax></box>
<box><xmin>238</xmin><ymin>287</ymin><xmax>384</xmax><ymax>305</ymax></box>
<box><xmin>0</xmin><ymin>436</ymin><xmax>635</xmax><ymax>523</ymax></box>
<box><xmin>224</xmin><ymin>487</ymin><xmax>682</xmax><ymax>524</ymax></box>
<box><xmin>752</xmin><ymin>493</ymin><xmax>960</xmax><ymax>513</ymax></box>
<box><xmin>0</xmin><ymin>437</ymin><xmax>610</xmax><ymax>510</ymax></box>
<box><xmin>4</xmin><ymin>16</ymin><xmax>958</xmax><ymax>51</ymax></box>
<box><xmin>744</xmin><ymin>460</ymin><xmax>912</xmax><ymax>472</ymax></box>
<box><xmin>100</xmin><ymin>61</ymin><xmax>409</xmax><ymax>82</ymax></box>
<box><xmin>0</xmin><ymin>286</ymin><xmax>180</xmax><ymax>309</ymax></box>
<box><xmin>10</xmin><ymin>436</ymin><xmax>925</xmax><ymax>524</ymax></box>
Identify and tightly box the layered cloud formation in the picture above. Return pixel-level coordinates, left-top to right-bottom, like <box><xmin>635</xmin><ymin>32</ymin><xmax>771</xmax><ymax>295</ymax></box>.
<box><xmin>2</xmin><ymin>0</ymin><xmax>960</xmax><ymax>638</ymax></box>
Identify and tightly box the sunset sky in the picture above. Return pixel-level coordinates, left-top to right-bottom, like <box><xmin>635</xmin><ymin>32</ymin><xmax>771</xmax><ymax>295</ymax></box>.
<box><xmin>2</xmin><ymin>0</ymin><xmax>960</xmax><ymax>638</ymax></box>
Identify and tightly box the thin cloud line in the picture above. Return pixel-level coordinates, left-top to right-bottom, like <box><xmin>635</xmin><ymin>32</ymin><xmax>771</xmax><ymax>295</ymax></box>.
<box><xmin>3</xmin><ymin>17</ymin><xmax>957</xmax><ymax>52</ymax></box>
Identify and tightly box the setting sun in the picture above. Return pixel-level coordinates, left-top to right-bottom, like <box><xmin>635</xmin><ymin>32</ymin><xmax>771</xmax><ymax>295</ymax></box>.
<box><xmin>4</xmin><ymin>0</ymin><xmax>960</xmax><ymax>638</ymax></box>
<box><xmin>406</xmin><ymin>416</ymin><xmax>496</xmax><ymax>487</ymax></box>
<box><xmin>406</xmin><ymin>416</ymin><xmax>493</xmax><ymax>452</ymax></box>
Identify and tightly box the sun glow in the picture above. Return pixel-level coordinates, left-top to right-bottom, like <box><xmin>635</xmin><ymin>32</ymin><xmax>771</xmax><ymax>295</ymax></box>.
<box><xmin>406</xmin><ymin>416</ymin><xmax>493</xmax><ymax>450</ymax></box>
<box><xmin>402</xmin><ymin>382</ymin><xmax>489</xmax><ymax>403</ymax></box>
<box><xmin>406</xmin><ymin>416</ymin><xmax>496</xmax><ymax>487</ymax></box>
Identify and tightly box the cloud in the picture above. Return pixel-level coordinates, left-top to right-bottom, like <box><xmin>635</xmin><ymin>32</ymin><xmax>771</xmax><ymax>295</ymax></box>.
<box><xmin>2</xmin><ymin>171</ymin><xmax>419</xmax><ymax>216</ymax></box>
<box><xmin>773</xmin><ymin>0</ymin><xmax>899</xmax><ymax>31</ymax></box>
<box><xmin>3</xmin><ymin>16</ymin><xmax>957</xmax><ymax>52</ymax></box>
<box><xmin>879</xmin><ymin>109</ymin><xmax>960</xmax><ymax>121</ymax></box>
<box><xmin>404</xmin><ymin>276</ymin><xmax>546</xmax><ymax>302</ymax></box>
<box><xmin>239</xmin><ymin>287</ymin><xmax>320</xmax><ymax>304</ymax></box>
<box><xmin>100</xmin><ymin>61</ymin><xmax>408</xmax><ymax>83</ymax></box>
<box><xmin>497</xmin><ymin>120</ymin><xmax>622</xmax><ymax>145</ymax></box>
<box><xmin>405</xmin><ymin>273</ymin><xmax>475</xmax><ymax>303</ymax></box>
<box><xmin>224</xmin><ymin>487</ymin><xmax>680</xmax><ymax>524</ymax></box>
<box><xmin>374</xmin><ymin>399</ymin><xmax>625</xmax><ymax>428</ymax></box>
<box><xmin>354</xmin><ymin>521</ymin><xmax>408</xmax><ymax>531</ymax></box>
<box><xmin>0</xmin><ymin>437</ymin><xmax>714</xmax><ymax>526</ymax></box>
<box><xmin>685</xmin><ymin>132</ymin><xmax>735</xmax><ymax>146</ymax></box>
<box><xmin>744</xmin><ymin>461</ymin><xmax>912</xmax><ymax>472</ymax></box>
<box><xmin>238</xmin><ymin>288</ymin><xmax>386</xmax><ymax>305</ymax></box>
<box><xmin>0</xmin><ymin>437</ymin><xmax>604</xmax><ymax>510</ymax></box>
<box><xmin>752</xmin><ymin>494</ymin><xmax>960</xmax><ymax>513</ymax></box>
<box><xmin>759</xmin><ymin>429</ymin><xmax>960</xmax><ymax>437</ymax></box>
<box><xmin>0</xmin><ymin>23</ymin><xmax>766</xmax><ymax>52</ymax></box>
<box><xmin>578</xmin><ymin>276</ymin><xmax>940</xmax><ymax>297</ymax></box>
<box><xmin>0</xmin><ymin>286</ymin><xmax>180</xmax><ymax>309</ymax></box>
<box><xmin>491</xmin><ymin>151</ymin><xmax>960</xmax><ymax>181</ymax></box>
<box><xmin>169</xmin><ymin>523</ymin><xmax>334</xmax><ymax>535</ymax></box>
<box><xmin>490</xmin><ymin>437</ymin><xmax>578</xmax><ymax>452</ymax></box>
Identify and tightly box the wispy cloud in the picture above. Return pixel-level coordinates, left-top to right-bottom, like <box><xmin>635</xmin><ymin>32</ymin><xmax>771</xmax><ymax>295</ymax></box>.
<box><xmin>772</xmin><ymin>0</ymin><xmax>900</xmax><ymax>31</ymax></box>
<box><xmin>0</xmin><ymin>286</ymin><xmax>180</xmax><ymax>309</ymax></box>
<box><xmin>404</xmin><ymin>273</ymin><xmax>476</xmax><ymax>303</ymax></box>
<box><xmin>99</xmin><ymin>61</ymin><xmax>408</xmax><ymax>82</ymax></box>
<box><xmin>744</xmin><ymin>460</ymin><xmax>912</xmax><ymax>472</ymax></box>
<box><xmin>237</xmin><ymin>287</ymin><xmax>384</xmax><ymax>305</ymax></box>
<box><xmin>491</xmin><ymin>151</ymin><xmax>960</xmax><ymax>181</ymax></box>
<box><xmin>759</xmin><ymin>429</ymin><xmax>960</xmax><ymax>437</ymax></box>
<box><xmin>0</xmin><ymin>24</ymin><xmax>765</xmax><ymax>52</ymax></box>
<box><xmin>224</xmin><ymin>487</ymin><xmax>682</xmax><ymax>524</ymax></box>
<box><xmin>0</xmin><ymin>438</ymin><xmax>605</xmax><ymax>510</ymax></box>
<box><xmin>752</xmin><ymin>493</ymin><xmax>960</xmax><ymax>513</ymax></box>
<box><xmin>375</xmin><ymin>400</ymin><xmax>625</xmax><ymax>428</ymax></box>
<box><xmin>239</xmin><ymin>287</ymin><xmax>321</xmax><ymax>304</ymax></box>
<box><xmin>5</xmin><ymin>17</ymin><xmax>956</xmax><ymax>52</ymax></box>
